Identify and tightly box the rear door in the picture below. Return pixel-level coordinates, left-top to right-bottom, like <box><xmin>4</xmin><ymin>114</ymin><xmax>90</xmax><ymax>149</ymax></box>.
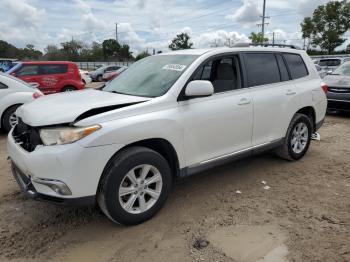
<box><xmin>244</xmin><ymin>52</ymin><xmax>300</xmax><ymax>146</ymax></box>
<box><xmin>37</xmin><ymin>64</ymin><xmax>68</xmax><ymax>94</ymax></box>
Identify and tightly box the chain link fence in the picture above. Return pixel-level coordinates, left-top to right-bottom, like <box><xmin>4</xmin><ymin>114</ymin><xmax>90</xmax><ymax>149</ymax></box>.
<box><xmin>76</xmin><ymin>61</ymin><xmax>133</xmax><ymax>70</ymax></box>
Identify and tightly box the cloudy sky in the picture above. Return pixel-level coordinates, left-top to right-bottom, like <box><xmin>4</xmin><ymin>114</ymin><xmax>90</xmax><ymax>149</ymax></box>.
<box><xmin>0</xmin><ymin>0</ymin><xmax>338</xmax><ymax>54</ymax></box>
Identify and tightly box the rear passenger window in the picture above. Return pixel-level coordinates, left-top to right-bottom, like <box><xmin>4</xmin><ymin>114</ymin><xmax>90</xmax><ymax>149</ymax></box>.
<box><xmin>40</xmin><ymin>65</ymin><xmax>68</xmax><ymax>75</ymax></box>
<box><xmin>283</xmin><ymin>54</ymin><xmax>308</xmax><ymax>79</ymax></box>
<box><xmin>245</xmin><ymin>53</ymin><xmax>280</xmax><ymax>87</ymax></box>
<box><xmin>276</xmin><ymin>54</ymin><xmax>290</xmax><ymax>81</ymax></box>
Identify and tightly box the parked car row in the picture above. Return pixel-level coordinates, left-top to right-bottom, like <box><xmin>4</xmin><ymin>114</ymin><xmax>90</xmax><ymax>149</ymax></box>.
<box><xmin>313</xmin><ymin>57</ymin><xmax>350</xmax><ymax>78</ymax></box>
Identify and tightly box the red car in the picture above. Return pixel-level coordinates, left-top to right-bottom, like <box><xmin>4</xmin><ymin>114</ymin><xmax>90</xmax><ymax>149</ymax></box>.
<box><xmin>102</xmin><ymin>66</ymin><xmax>128</xmax><ymax>82</ymax></box>
<box><xmin>9</xmin><ymin>61</ymin><xmax>84</xmax><ymax>94</ymax></box>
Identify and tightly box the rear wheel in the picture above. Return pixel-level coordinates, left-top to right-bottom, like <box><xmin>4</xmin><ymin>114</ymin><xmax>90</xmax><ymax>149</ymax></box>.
<box><xmin>275</xmin><ymin>113</ymin><xmax>312</xmax><ymax>161</ymax></box>
<box><xmin>97</xmin><ymin>147</ymin><xmax>172</xmax><ymax>225</ymax></box>
<box><xmin>61</xmin><ymin>86</ymin><xmax>77</xmax><ymax>92</ymax></box>
<box><xmin>2</xmin><ymin>105</ymin><xmax>20</xmax><ymax>132</ymax></box>
<box><xmin>97</xmin><ymin>75</ymin><xmax>103</xmax><ymax>82</ymax></box>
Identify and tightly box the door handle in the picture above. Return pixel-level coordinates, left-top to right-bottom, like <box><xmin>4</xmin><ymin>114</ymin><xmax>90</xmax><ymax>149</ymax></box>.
<box><xmin>238</xmin><ymin>98</ymin><xmax>251</xmax><ymax>106</ymax></box>
<box><xmin>286</xmin><ymin>90</ymin><xmax>296</xmax><ymax>96</ymax></box>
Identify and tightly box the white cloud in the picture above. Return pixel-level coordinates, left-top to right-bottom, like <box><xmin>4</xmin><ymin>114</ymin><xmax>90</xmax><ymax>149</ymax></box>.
<box><xmin>193</xmin><ymin>30</ymin><xmax>249</xmax><ymax>48</ymax></box>
<box><xmin>1</xmin><ymin>0</ymin><xmax>46</xmax><ymax>28</ymax></box>
<box><xmin>226</xmin><ymin>0</ymin><xmax>261</xmax><ymax>26</ymax></box>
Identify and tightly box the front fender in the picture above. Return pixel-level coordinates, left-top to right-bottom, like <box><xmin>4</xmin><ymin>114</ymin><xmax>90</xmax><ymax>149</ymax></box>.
<box><xmin>77</xmin><ymin>116</ymin><xmax>186</xmax><ymax>168</ymax></box>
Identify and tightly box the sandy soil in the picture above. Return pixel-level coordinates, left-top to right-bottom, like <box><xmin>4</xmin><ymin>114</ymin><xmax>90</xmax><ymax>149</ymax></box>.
<box><xmin>0</xmin><ymin>114</ymin><xmax>349</xmax><ymax>262</ymax></box>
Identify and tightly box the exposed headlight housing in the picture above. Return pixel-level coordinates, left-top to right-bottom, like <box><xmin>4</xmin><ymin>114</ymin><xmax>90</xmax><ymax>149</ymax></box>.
<box><xmin>39</xmin><ymin>125</ymin><xmax>101</xmax><ymax>146</ymax></box>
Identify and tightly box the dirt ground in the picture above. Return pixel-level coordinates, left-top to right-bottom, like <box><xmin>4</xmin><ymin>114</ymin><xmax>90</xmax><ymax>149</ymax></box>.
<box><xmin>0</xmin><ymin>114</ymin><xmax>349</xmax><ymax>262</ymax></box>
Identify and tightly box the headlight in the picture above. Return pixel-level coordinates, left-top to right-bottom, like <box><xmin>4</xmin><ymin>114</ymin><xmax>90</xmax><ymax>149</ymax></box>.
<box><xmin>39</xmin><ymin>125</ymin><xmax>101</xmax><ymax>146</ymax></box>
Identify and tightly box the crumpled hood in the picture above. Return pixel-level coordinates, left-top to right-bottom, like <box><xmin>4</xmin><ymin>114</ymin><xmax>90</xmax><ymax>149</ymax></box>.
<box><xmin>17</xmin><ymin>89</ymin><xmax>150</xmax><ymax>127</ymax></box>
<box><xmin>324</xmin><ymin>74</ymin><xmax>350</xmax><ymax>87</ymax></box>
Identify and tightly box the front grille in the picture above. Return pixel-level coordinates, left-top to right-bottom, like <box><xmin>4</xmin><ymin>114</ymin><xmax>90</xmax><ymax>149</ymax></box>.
<box><xmin>328</xmin><ymin>86</ymin><xmax>350</xmax><ymax>94</ymax></box>
<box><xmin>12</xmin><ymin>119</ymin><xmax>42</xmax><ymax>152</ymax></box>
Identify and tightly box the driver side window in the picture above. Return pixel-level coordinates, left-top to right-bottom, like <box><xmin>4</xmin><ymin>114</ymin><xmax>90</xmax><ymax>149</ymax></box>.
<box><xmin>193</xmin><ymin>55</ymin><xmax>241</xmax><ymax>93</ymax></box>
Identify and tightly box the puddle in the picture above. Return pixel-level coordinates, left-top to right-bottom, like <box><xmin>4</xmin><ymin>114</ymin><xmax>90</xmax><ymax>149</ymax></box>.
<box><xmin>208</xmin><ymin>225</ymin><xmax>289</xmax><ymax>262</ymax></box>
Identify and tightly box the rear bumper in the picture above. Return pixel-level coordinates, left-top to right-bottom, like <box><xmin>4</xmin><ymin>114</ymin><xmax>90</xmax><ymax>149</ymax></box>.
<box><xmin>11</xmin><ymin>162</ymin><xmax>95</xmax><ymax>207</ymax></box>
<box><xmin>327</xmin><ymin>92</ymin><xmax>350</xmax><ymax>112</ymax></box>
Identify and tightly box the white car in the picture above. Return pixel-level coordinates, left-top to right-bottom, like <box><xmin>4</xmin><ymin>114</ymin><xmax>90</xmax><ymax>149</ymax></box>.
<box><xmin>0</xmin><ymin>74</ymin><xmax>43</xmax><ymax>132</ymax></box>
<box><xmin>79</xmin><ymin>70</ymin><xmax>92</xmax><ymax>85</ymax></box>
<box><xmin>8</xmin><ymin>47</ymin><xmax>327</xmax><ymax>225</ymax></box>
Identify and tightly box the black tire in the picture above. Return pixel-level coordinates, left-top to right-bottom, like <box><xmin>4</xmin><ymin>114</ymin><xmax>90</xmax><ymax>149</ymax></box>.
<box><xmin>97</xmin><ymin>75</ymin><xmax>103</xmax><ymax>82</ymax></box>
<box><xmin>275</xmin><ymin>113</ymin><xmax>312</xmax><ymax>161</ymax></box>
<box><xmin>61</xmin><ymin>86</ymin><xmax>77</xmax><ymax>92</ymax></box>
<box><xmin>82</xmin><ymin>79</ymin><xmax>86</xmax><ymax>85</ymax></box>
<box><xmin>2</xmin><ymin>105</ymin><xmax>20</xmax><ymax>132</ymax></box>
<box><xmin>97</xmin><ymin>146</ymin><xmax>172</xmax><ymax>225</ymax></box>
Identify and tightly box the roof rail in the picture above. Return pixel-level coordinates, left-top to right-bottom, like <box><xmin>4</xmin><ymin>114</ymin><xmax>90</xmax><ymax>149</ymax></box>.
<box><xmin>233</xmin><ymin>43</ymin><xmax>302</xmax><ymax>50</ymax></box>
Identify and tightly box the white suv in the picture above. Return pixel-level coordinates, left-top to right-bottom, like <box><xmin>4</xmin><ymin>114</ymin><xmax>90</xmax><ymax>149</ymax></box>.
<box><xmin>8</xmin><ymin>47</ymin><xmax>327</xmax><ymax>225</ymax></box>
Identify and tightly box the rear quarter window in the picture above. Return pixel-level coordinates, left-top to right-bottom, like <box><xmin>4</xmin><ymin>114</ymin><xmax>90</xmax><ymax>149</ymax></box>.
<box><xmin>283</xmin><ymin>54</ymin><xmax>308</xmax><ymax>79</ymax></box>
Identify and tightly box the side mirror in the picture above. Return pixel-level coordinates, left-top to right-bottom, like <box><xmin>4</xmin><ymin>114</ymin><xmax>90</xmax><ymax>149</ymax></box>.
<box><xmin>185</xmin><ymin>80</ymin><xmax>214</xmax><ymax>98</ymax></box>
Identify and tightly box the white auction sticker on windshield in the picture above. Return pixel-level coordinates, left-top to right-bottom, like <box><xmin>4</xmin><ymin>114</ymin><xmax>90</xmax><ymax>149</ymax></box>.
<box><xmin>162</xmin><ymin>64</ymin><xmax>187</xmax><ymax>71</ymax></box>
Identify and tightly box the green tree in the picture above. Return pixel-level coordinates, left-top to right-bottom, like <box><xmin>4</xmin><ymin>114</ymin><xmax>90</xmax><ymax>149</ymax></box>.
<box><xmin>21</xmin><ymin>44</ymin><xmax>43</xmax><ymax>60</ymax></box>
<box><xmin>135</xmin><ymin>50</ymin><xmax>151</xmax><ymax>61</ymax></box>
<box><xmin>119</xmin><ymin>44</ymin><xmax>133</xmax><ymax>61</ymax></box>
<box><xmin>44</xmin><ymin>44</ymin><xmax>62</xmax><ymax>60</ymax></box>
<box><xmin>0</xmin><ymin>40</ymin><xmax>20</xmax><ymax>58</ymax></box>
<box><xmin>301</xmin><ymin>0</ymin><xmax>350</xmax><ymax>54</ymax></box>
<box><xmin>90</xmin><ymin>42</ymin><xmax>104</xmax><ymax>61</ymax></box>
<box><xmin>60</xmin><ymin>40</ymin><xmax>83</xmax><ymax>61</ymax></box>
<box><xmin>169</xmin><ymin>33</ymin><xmax>193</xmax><ymax>50</ymax></box>
<box><xmin>249</xmin><ymin>32</ymin><xmax>269</xmax><ymax>44</ymax></box>
<box><xmin>102</xmin><ymin>39</ymin><xmax>120</xmax><ymax>59</ymax></box>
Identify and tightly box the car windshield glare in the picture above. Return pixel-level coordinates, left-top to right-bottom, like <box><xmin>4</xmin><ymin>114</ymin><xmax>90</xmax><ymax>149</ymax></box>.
<box><xmin>103</xmin><ymin>55</ymin><xmax>198</xmax><ymax>97</ymax></box>
<box><xmin>333</xmin><ymin>62</ymin><xmax>350</xmax><ymax>76</ymax></box>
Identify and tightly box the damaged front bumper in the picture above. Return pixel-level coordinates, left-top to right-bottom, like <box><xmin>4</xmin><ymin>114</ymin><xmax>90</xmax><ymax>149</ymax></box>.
<box><xmin>11</xmin><ymin>162</ymin><xmax>95</xmax><ymax>206</ymax></box>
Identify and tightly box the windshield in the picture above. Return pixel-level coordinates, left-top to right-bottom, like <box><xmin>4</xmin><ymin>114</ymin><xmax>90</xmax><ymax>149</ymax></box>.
<box><xmin>103</xmin><ymin>55</ymin><xmax>198</xmax><ymax>97</ymax></box>
<box><xmin>6</xmin><ymin>62</ymin><xmax>22</xmax><ymax>74</ymax></box>
<box><xmin>319</xmin><ymin>59</ymin><xmax>341</xmax><ymax>67</ymax></box>
<box><xmin>332</xmin><ymin>62</ymin><xmax>350</xmax><ymax>76</ymax></box>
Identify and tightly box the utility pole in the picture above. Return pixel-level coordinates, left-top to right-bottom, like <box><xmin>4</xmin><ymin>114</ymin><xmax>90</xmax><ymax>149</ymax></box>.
<box><xmin>272</xmin><ymin>32</ymin><xmax>275</xmax><ymax>45</ymax></box>
<box><xmin>257</xmin><ymin>0</ymin><xmax>269</xmax><ymax>42</ymax></box>
<box><xmin>115</xmin><ymin>22</ymin><xmax>118</xmax><ymax>42</ymax></box>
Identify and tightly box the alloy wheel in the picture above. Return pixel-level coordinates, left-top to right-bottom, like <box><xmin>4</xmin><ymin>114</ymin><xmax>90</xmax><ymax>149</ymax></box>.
<box><xmin>119</xmin><ymin>164</ymin><xmax>163</xmax><ymax>214</ymax></box>
<box><xmin>9</xmin><ymin>113</ymin><xmax>18</xmax><ymax>127</ymax></box>
<box><xmin>291</xmin><ymin>122</ymin><xmax>309</xmax><ymax>154</ymax></box>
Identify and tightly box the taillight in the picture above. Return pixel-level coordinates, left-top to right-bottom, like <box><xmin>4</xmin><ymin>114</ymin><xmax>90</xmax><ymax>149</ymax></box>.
<box><xmin>321</xmin><ymin>82</ymin><xmax>328</xmax><ymax>93</ymax></box>
<box><xmin>33</xmin><ymin>92</ymin><xmax>42</xmax><ymax>99</ymax></box>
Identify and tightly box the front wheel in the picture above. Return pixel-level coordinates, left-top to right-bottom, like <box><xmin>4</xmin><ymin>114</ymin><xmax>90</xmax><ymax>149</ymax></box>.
<box><xmin>275</xmin><ymin>113</ymin><xmax>312</xmax><ymax>161</ymax></box>
<box><xmin>97</xmin><ymin>147</ymin><xmax>172</xmax><ymax>225</ymax></box>
<box><xmin>2</xmin><ymin>105</ymin><xmax>20</xmax><ymax>132</ymax></box>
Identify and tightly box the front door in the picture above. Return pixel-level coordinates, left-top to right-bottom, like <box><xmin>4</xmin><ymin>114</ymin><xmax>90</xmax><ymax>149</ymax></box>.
<box><xmin>177</xmin><ymin>55</ymin><xmax>253</xmax><ymax>167</ymax></box>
